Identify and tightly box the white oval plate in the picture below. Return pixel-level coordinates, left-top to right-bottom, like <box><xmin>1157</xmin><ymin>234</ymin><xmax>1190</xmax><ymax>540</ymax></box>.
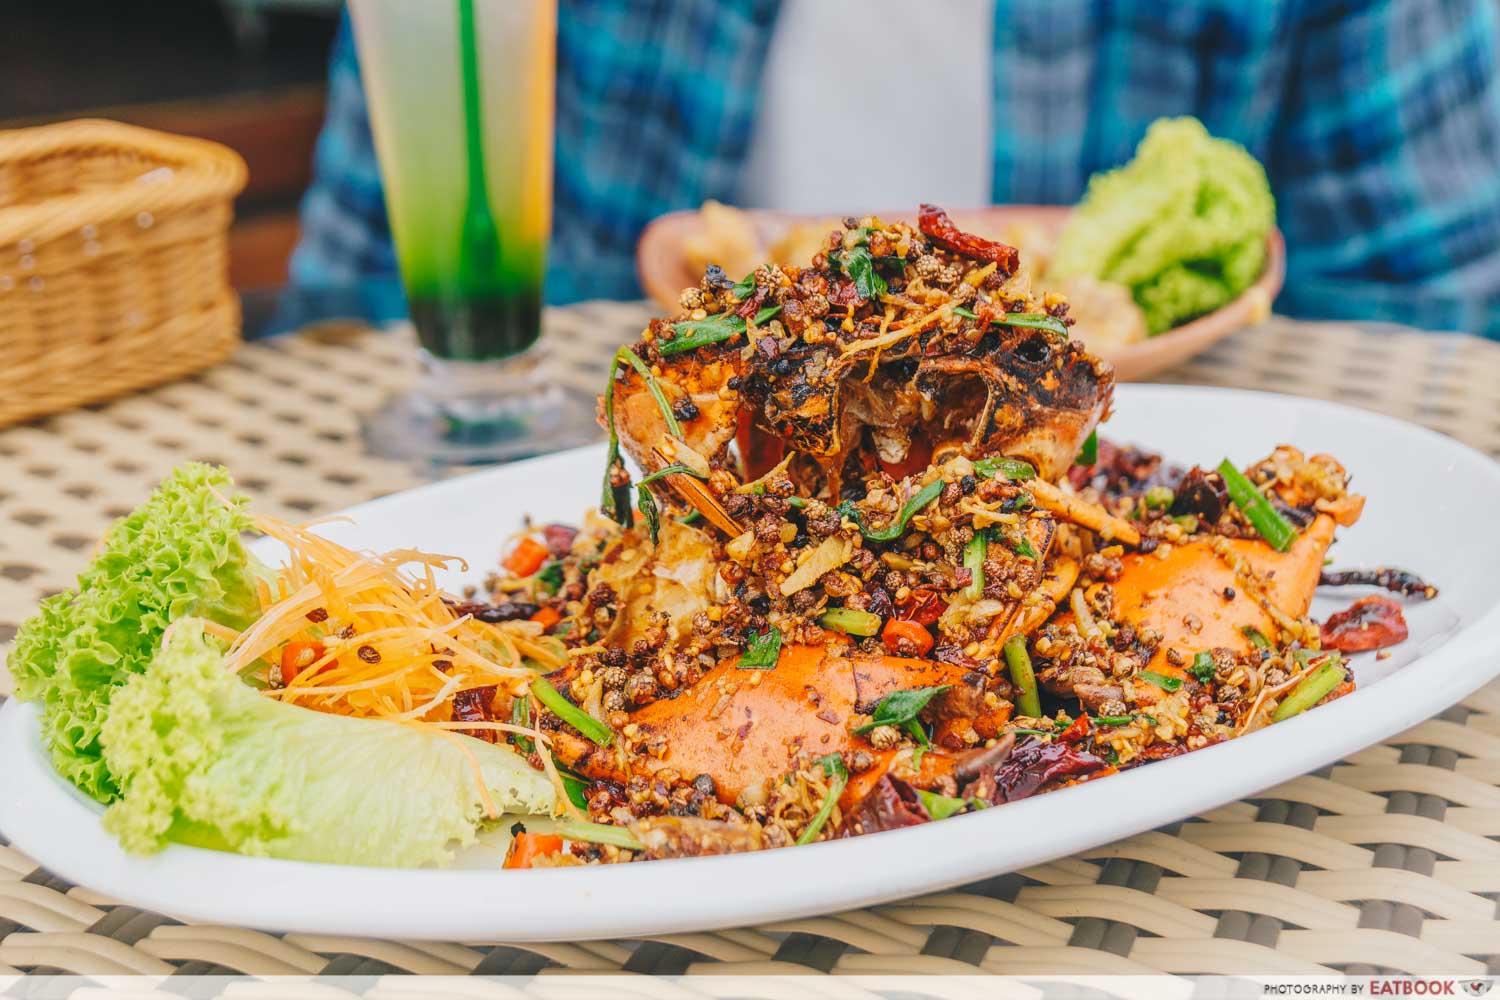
<box><xmin>3</xmin><ymin>385</ymin><xmax>1499</xmax><ymax>942</ymax></box>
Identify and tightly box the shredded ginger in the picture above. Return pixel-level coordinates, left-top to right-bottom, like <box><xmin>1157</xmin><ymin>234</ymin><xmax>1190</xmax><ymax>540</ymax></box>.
<box><xmin>229</xmin><ymin>515</ymin><xmax>565</xmax><ymax>723</ymax></box>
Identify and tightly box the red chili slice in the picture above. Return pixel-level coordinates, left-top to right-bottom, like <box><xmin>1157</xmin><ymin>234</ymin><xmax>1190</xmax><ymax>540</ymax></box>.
<box><xmin>542</xmin><ymin>523</ymin><xmax>579</xmax><ymax>557</ymax></box>
<box><xmin>452</xmin><ymin>685</ymin><xmax>500</xmax><ymax>743</ymax></box>
<box><xmin>1055</xmin><ymin>713</ymin><xmax>1092</xmax><ymax>744</ymax></box>
<box><xmin>897</xmin><ymin>588</ymin><xmax>946</xmax><ymax>627</ymax></box>
<box><xmin>734</xmin><ymin>284</ymin><xmax>769</xmax><ymax>319</ymax></box>
<box><xmin>917</xmin><ymin>204</ymin><xmax>1020</xmax><ymax>275</ymax></box>
<box><xmin>1320</xmin><ymin>596</ymin><xmax>1409</xmax><ymax>653</ymax></box>
<box><xmin>827</xmin><ymin>277</ymin><xmax>863</xmax><ymax>307</ymax></box>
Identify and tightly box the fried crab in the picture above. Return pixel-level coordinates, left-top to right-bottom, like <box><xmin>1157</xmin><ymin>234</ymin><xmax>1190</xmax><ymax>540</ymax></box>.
<box><xmin>469</xmin><ymin>208</ymin><xmax>1430</xmax><ymax>865</ymax></box>
<box><xmin>604</xmin><ymin>204</ymin><xmax>1113</xmax><ymax>522</ymax></box>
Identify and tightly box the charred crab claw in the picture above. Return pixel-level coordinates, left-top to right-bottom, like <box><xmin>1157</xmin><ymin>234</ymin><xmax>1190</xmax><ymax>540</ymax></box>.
<box><xmin>596</xmin><ymin>345</ymin><xmax>746</xmax><ymax>536</ymax></box>
<box><xmin>743</xmin><ymin>317</ymin><xmax>1111</xmax><ymax>497</ymax></box>
<box><xmin>649</xmin><ymin>441</ymin><xmax>742</xmax><ymax>536</ymax></box>
<box><xmin>841</xmin><ymin>322</ymin><xmax>1111</xmax><ymax>484</ymax></box>
<box><xmin>599</xmin><ymin>208</ymin><xmax>1116</xmax><ymax>530</ymax></box>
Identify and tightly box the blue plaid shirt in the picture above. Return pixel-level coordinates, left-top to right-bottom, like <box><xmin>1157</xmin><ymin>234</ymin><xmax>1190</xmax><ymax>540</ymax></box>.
<box><xmin>293</xmin><ymin>0</ymin><xmax>1500</xmax><ymax>337</ymax></box>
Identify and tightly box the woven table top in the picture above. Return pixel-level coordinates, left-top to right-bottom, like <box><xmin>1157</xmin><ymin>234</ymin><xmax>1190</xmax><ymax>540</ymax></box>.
<box><xmin>2</xmin><ymin>304</ymin><xmax>1500</xmax><ymax>978</ymax></box>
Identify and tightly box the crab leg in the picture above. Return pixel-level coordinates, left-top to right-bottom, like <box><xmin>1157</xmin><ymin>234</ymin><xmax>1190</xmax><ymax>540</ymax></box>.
<box><xmin>648</xmin><ymin>445</ymin><xmax>743</xmax><ymax>536</ymax></box>
<box><xmin>552</xmin><ymin>644</ymin><xmax>1013</xmax><ymax>806</ymax></box>
<box><xmin>1026</xmin><ymin>478</ymin><xmax>1142</xmax><ymax>547</ymax></box>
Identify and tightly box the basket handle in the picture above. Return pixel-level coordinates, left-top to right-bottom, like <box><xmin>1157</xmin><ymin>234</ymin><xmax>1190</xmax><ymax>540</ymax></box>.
<box><xmin>0</xmin><ymin>119</ymin><xmax>248</xmax><ymax>248</ymax></box>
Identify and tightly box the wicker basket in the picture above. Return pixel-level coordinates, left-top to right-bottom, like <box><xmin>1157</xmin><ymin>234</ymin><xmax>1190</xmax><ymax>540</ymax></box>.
<box><xmin>0</xmin><ymin>119</ymin><xmax>248</xmax><ymax>427</ymax></box>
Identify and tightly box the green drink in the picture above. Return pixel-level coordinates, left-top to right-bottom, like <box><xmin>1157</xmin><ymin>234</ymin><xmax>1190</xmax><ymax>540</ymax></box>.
<box><xmin>351</xmin><ymin>0</ymin><xmax>590</xmax><ymax>463</ymax></box>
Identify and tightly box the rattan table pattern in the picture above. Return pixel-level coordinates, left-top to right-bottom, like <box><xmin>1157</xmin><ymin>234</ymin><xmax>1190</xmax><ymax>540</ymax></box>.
<box><xmin>1</xmin><ymin>303</ymin><xmax>1499</xmax><ymax>978</ymax></box>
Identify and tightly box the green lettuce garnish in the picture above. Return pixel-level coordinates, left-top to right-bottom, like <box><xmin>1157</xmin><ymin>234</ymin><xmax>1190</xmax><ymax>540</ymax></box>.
<box><xmin>9</xmin><ymin>463</ymin><xmax>263</xmax><ymax>802</ymax></box>
<box><xmin>101</xmin><ymin>626</ymin><xmax>554</xmax><ymax>867</ymax></box>
<box><xmin>1051</xmin><ymin>116</ymin><xmax>1275</xmax><ymax>333</ymax></box>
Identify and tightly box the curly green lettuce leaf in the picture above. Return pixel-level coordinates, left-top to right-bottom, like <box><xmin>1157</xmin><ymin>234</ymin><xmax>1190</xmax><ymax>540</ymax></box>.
<box><xmin>101</xmin><ymin>626</ymin><xmax>554</xmax><ymax>868</ymax></box>
<box><xmin>9</xmin><ymin>463</ymin><xmax>263</xmax><ymax>802</ymax></box>
<box><xmin>1051</xmin><ymin>116</ymin><xmax>1275</xmax><ymax>333</ymax></box>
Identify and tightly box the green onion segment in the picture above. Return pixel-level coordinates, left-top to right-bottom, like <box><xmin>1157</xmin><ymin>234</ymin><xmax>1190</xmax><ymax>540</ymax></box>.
<box><xmin>1272</xmin><ymin>659</ymin><xmax>1346</xmax><ymax>722</ymax></box>
<box><xmin>818</xmin><ymin>607</ymin><xmax>883</xmax><ymax>636</ymax></box>
<box><xmin>1218</xmin><ymin>459</ymin><xmax>1298</xmax><ymax>552</ymax></box>
<box><xmin>1003</xmin><ymin>635</ymin><xmax>1042</xmax><ymax>718</ymax></box>
<box><xmin>531</xmin><ymin>675</ymin><xmax>614</xmax><ymax>746</ymax></box>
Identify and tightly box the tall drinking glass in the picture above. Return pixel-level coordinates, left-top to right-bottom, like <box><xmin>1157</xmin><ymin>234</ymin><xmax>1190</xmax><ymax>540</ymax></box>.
<box><xmin>350</xmin><ymin>0</ymin><xmax>591</xmax><ymax>464</ymax></box>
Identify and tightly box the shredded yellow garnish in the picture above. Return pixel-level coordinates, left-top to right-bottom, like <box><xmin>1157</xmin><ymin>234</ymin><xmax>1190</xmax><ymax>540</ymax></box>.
<box><xmin>839</xmin><ymin>302</ymin><xmax>950</xmax><ymax>357</ymax></box>
<box><xmin>227</xmin><ymin>512</ymin><xmax>561</xmax><ymax>732</ymax></box>
<box><xmin>213</xmin><ymin>512</ymin><xmax>581</xmax><ymax>813</ymax></box>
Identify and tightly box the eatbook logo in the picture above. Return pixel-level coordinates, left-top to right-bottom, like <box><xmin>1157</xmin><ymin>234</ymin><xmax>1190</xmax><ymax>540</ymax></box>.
<box><xmin>1461</xmin><ymin>982</ymin><xmax>1492</xmax><ymax>997</ymax></box>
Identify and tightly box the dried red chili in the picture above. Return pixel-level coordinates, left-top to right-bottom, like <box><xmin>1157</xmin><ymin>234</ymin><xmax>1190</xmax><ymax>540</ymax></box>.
<box><xmin>542</xmin><ymin>523</ymin><xmax>579</xmax><ymax>557</ymax></box>
<box><xmin>452</xmin><ymin>685</ymin><xmax>500</xmax><ymax>743</ymax></box>
<box><xmin>1320</xmin><ymin>595</ymin><xmax>1409</xmax><ymax>653</ymax></box>
<box><xmin>1055</xmin><ymin>713</ymin><xmax>1092</xmax><ymax>744</ymax></box>
<box><xmin>1319</xmin><ymin>567</ymin><xmax>1437</xmax><ymax>600</ymax></box>
<box><xmin>897</xmin><ymin>588</ymin><xmax>945</xmax><ymax>627</ymax></box>
<box><xmin>836</xmin><ymin>775</ymin><xmax>929</xmax><ymax>836</ymax></box>
<box><xmin>734</xmin><ymin>284</ymin><xmax>769</xmax><ymax>320</ymax></box>
<box><xmin>917</xmin><ymin>204</ymin><xmax>1019</xmax><ymax>274</ymax></box>
<box><xmin>991</xmin><ymin>737</ymin><xmax>1108</xmax><ymax>802</ymax></box>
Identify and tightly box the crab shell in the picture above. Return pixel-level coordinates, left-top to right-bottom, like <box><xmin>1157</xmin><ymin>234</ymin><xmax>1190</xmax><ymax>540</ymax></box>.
<box><xmin>604</xmin><ymin>321</ymin><xmax>1113</xmax><ymax>497</ymax></box>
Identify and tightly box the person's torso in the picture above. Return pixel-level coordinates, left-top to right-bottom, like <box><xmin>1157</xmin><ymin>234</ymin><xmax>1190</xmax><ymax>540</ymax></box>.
<box><xmin>549</xmin><ymin>0</ymin><xmax>1295</xmax><ymax>295</ymax></box>
<box><xmin>737</xmin><ymin>0</ymin><xmax>996</xmax><ymax>213</ymax></box>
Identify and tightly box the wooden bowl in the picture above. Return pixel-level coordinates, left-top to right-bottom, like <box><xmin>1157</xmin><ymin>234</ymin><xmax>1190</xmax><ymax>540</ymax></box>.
<box><xmin>636</xmin><ymin>205</ymin><xmax>1284</xmax><ymax>383</ymax></box>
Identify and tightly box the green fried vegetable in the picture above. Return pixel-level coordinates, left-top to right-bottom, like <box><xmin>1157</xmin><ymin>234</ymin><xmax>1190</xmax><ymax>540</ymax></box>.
<box><xmin>861</xmin><ymin>480</ymin><xmax>944</xmax><ymax>542</ymax></box>
<box><xmin>1139</xmin><ymin>669</ymin><xmax>1182</xmax><ymax>692</ymax></box>
<box><xmin>511</xmin><ymin>697</ymin><xmax>534</xmax><ymax>754</ymax></box>
<box><xmin>560</xmin><ymin>771</ymin><xmax>590</xmax><ymax>811</ymax></box>
<box><xmin>916</xmin><ymin>789</ymin><xmax>970</xmax><ymax>821</ymax></box>
<box><xmin>1001</xmin><ymin>312</ymin><xmax>1069</xmax><ymax>338</ymax></box>
<box><xmin>975</xmin><ymin>456</ymin><xmax>1037</xmax><ymax>481</ymax></box>
<box><xmin>855</xmin><ymin>685</ymin><xmax>951</xmax><ymax>735</ymax></box>
<box><xmin>1219</xmin><ymin>459</ymin><xmax>1298</xmax><ymax>552</ymax></box>
<box><xmin>636</xmin><ymin>482</ymin><xmax>661</xmax><ymax>544</ymax></box>
<box><xmin>1241</xmin><ymin>624</ymin><xmax>1272</xmax><ymax>649</ymax></box>
<box><xmin>1003</xmin><ymin>635</ymin><xmax>1041</xmax><ymax>717</ymax></box>
<box><xmin>796</xmin><ymin>754</ymin><xmax>849</xmax><ymax>845</ymax></box>
<box><xmin>531</xmin><ymin>675</ymin><xmax>614</xmax><ymax>747</ymax></box>
<box><xmin>962</xmin><ymin>531</ymin><xmax>988</xmax><ymax>600</ymax></box>
<box><xmin>1075</xmin><ymin>430</ymin><xmax>1099</xmax><ymax>466</ymax></box>
<box><xmin>1272</xmin><ymin>660</ymin><xmax>1346</xmax><ymax>722</ymax></box>
<box><xmin>660</xmin><ymin>312</ymin><xmax>747</xmax><ymax>355</ymax></box>
<box><xmin>819</xmin><ymin>607</ymin><xmax>883</xmax><ymax>637</ymax></box>
<box><xmin>841</xmin><ymin>245</ymin><xmax>888</xmax><ymax>301</ymax></box>
<box><xmin>946</xmin><ymin>308</ymin><xmax>1068</xmax><ymax>338</ymax></box>
<box><xmin>1143</xmin><ymin>486</ymin><xmax>1175</xmax><ymax>510</ymax></box>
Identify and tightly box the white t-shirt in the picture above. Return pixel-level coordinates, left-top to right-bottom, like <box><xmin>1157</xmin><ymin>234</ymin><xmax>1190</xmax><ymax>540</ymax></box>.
<box><xmin>738</xmin><ymin>0</ymin><xmax>996</xmax><ymax>214</ymax></box>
